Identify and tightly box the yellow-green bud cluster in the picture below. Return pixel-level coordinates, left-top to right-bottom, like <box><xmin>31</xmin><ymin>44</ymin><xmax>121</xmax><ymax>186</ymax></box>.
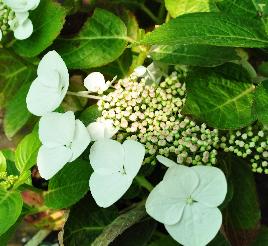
<box><xmin>0</xmin><ymin>171</ymin><xmax>18</xmax><ymax>189</ymax></box>
<box><xmin>0</xmin><ymin>0</ymin><xmax>15</xmax><ymax>37</ymax></box>
<box><xmin>98</xmin><ymin>72</ymin><xmax>219</xmax><ymax>165</ymax></box>
<box><xmin>220</xmin><ymin>126</ymin><xmax>268</xmax><ymax>174</ymax></box>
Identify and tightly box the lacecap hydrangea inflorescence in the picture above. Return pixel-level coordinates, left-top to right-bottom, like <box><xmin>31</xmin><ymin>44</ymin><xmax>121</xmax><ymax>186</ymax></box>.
<box><xmin>96</xmin><ymin>70</ymin><xmax>268</xmax><ymax>173</ymax></box>
<box><xmin>0</xmin><ymin>0</ymin><xmax>15</xmax><ymax>39</ymax></box>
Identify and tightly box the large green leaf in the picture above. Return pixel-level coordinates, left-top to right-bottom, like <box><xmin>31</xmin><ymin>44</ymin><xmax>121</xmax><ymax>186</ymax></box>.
<box><xmin>140</xmin><ymin>13</ymin><xmax>268</xmax><ymax>48</ymax></box>
<box><xmin>0</xmin><ymin>152</ymin><xmax>6</xmax><ymax>173</ymax></box>
<box><xmin>0</xmin><ymin>189</ymin><xmax>23</xmax><ymax>236</ymax></box>
<box><xmin>44</xmin><ymin>160</ymin><xmax>92</xmax><ymax>209</ymax></box>
<box><xmin>255</xmin><ymin>80</ymin><xmax>268</xmax><ymax>125</ymax></box>
<box><xmin>15</xmin><ymin>130</ymin><xmax>41</xmax><ymax>173</ymax></box>
<box><xmin>63</xmin><ymin>195</ymin><xmax>117</xmax><ymax>245</ymax></box>
<box><xmin>251</xmin><ymin>227</ymin><xmax>268</xmax><ymax>246</ymax></box>
<box><xmin>79</xmin><ymin>104</ymin><xmax>101</xmax><ymax>126</ymax></box>
<box><xmin>12</xmin><ymin>0</ymin><xmax>66</xmax><ymax>57</ymax></box>
<box><xmin>182</xmin><ymin>73</ymin><xmax>256</xmax><ymax>129</ymax></box>
<box><xmin>56</xmin><ymin>8</ymin><xmax>127</xmax><ymax>69</ymax></box>
<box><xmin>165</xmin><ymin>0</ymin><xmax>217</xmax><ymax>18</ymax></box>
<box><xmin>0</xmin><ymin>50</ymin><xmax>35</xmax><ymax>108</ymax></box>
<box><xmin>3</xmin><ymin>82</ymin><xmax>32</xmax><ymax>138</ymax></box>
<box><xmin>151</xmin><ymin>45</ymin><xmax>239</xmax><ymax>67</ymax></box>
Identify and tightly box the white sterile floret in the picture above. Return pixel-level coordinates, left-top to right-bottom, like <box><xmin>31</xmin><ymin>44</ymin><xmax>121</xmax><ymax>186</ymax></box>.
<box><xmin>89</xmin><ymin>139</ymin><xmax>145</xmax><ymax>208</ymax></box>
<box><xmin>84</xmin><ymin>72</ymin><xmax>110</xmax><ymax>93</ymax></box>
<box><xmin>133</xmin><ymin>66</ymin><xmax>147</xmax><ymax>77</ymax></box>
<box><xmin>146</xmin><ymin>156</ymin><xmax>227</xmax><ymax>246</ymax></box>
<box><xmin>37</xmin><ymin>111</ymin><xmax>91</xmax><ymax>180</ymax></box>
<box><xmin>26</xmin><ymin>51</ymin><xmax>69</xmax><ymax>116</ymax></box>
<box><xmin>87</xmin><ymin>119</ymin><xmax>118</xmax><ymax>141</ymax></box>
<box><xmin>4</xmin><ymin>0</ymin><xmax>40</xmax><ymax>12</ymax></box>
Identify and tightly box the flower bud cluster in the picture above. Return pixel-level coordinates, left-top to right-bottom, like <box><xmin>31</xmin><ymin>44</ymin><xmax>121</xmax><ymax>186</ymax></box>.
<box><xmin>0</xmin><ymin>0</ymin><xmax>15</xmax><ymax>38</ymax></box>
<box><xmin>97</xmin><ymin>72</ymin><xmax>219</xmax><ymax>166</ymax></box>
<box><xmin>220</xmin><ymin>126</ymin><xmax>268</xmax><ymax>174</ymax></box>
<box><xmin>0</xmin><ymin>171</ymin><xmax>18</xmax><ymax>189</ymax></box>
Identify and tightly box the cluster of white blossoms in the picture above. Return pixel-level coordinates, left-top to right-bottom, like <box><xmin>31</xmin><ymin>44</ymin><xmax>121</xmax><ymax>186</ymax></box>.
<box><xmin>220</xmin><ymin>125</ymin><xmax>268</xmax><ymax>174</ymax></box>
<box><xmin>97</xmin><ymin>72</ymin><xmax>219</xmax><ymax>166</ymax></box>
<box><xmin>0</xmin><ymin>0</ymin><xmax>39</xmax><ymax>40</ymax></box>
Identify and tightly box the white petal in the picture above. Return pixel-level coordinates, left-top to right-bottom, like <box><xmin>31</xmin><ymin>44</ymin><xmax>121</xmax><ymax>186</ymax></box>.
<box><xmin>26</xmin><ymin>78</ymin><xmax>64</xmax><ymax>116</ymax></box>
<box><xmin>191</xmin><ymin>166</ymin><xmax>227</xmax><ymax>207</ymax></box>
<box><xmin>133</xmin><ymin>66</ymin><xmax>147</xmax><ymax>77</ymax></box>
<box><xmin>70</xmin><ymin>120</ymin><xmax>91</xmax><ymax>161</ymax></box>
<box><xmin>162</xmin><ymin>165</ymin><xmax>199</xmax><ymax>198</ymax></box>
<box><xmin>87</xmin><ymin>122</ymin><xmax>105</xmax><ymax>141</ymax></box>
<box><xmin>84</xmin><ymin>72</ymin><xmax>107</xmax><ymax>92</ymax></box>
<box><xmin>156</xmin><ymin>155</ymin><xmax>177</xmax><ymax>168</ymax></box>
<box><xmin>37</xmin><ymin>145</ymin><xmax>72</xmax><ymax>180</ymax></box>
<box><xmin>14</xmin><ymin>12</ymin><xmax>29</xmax><ymax>24</ymax></box>
<box><xmin>122</xmin><ymin>140</ymin><xmax>145</xmax><ymax>178</ymax></box>
<box><xmin>103</xmin><ymin>120</ymin><xmax>118</xmax><ymax>138</ymax></box>
<box><xmin>165</xmin><ymin>204</ymin><xmax>222</xmax><ymax>246</ymax></box>
<box><xmin>4</xmin><ymin>0</ymin><xmax>40</xmax><ymax>12</ymax></box>
<box><xmin>37</xmin><ymin>51</ymin><xmax>69</xmax><ymax>90</ymax></box>
<box><xmin>39</xmin><ymin>112</ymin><xmax>75</xmax><ymax>148</ymax></box>
<box><xmin>13</xmin><ymin>17</ymin><xmax>33</xmax><ymax>40</ymax></box>
<box><xmin>89</xmin><ymin>139</ymin><xmax>124</xmax><ymax>174</ymax></box>
<box><xmin>146</xmin><ymin>182</ymin><xmax>186</xmax><ymax>225</ymax></box>
<box><xmin>89</xmin><ymin>171</ymin><xmax>132</xmax><ymax>208</ymax></box>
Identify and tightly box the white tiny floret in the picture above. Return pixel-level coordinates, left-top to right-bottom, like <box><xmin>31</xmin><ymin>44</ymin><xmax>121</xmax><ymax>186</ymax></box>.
<box><xmin>26</xmin><ymin>51</ymin><xmax>69</xmax><ymax>116</ymax></box>
<box><xmin>146</xmin><ymin>156</ymin><xmax>227</xmax><ymax>246</ymax></box>
<box><xmin>84</xmin><ymin>72</ymin><xmax>110</xmax><ymax>93</ymax></box>
<box><xmin>89</xmin><ymin>139</ymin><xmax>145</xmax><ymax>208</ymax></box>
<box><xmin>87</xmin><ymin>119</ymin><xmax>118</xmax><ymax>141</ymax></box>
<box><xmin>37</xmin><ymin>111</ymin><xmax>91</xmax><ymax>180</ymax></box>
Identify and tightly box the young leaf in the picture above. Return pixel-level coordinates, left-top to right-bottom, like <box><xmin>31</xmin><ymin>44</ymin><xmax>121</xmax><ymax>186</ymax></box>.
<box><xmin>79</xmin><ymin>105</ymin><xmax>101</xmax><ymax>125</ymax></box>
<box><xmin>182</xmin><ymin>73</ymin><xmax>256</xmax><ymax>129</ymax></box>
<box><xmin>0</xmin><ymin>189</ymin><xmax>23</xmax><ymax>236</ymax></box>
<box><xmin>165</xmin><ymin>0</ymin><xmax>217</xmax><ymax>18</ymax></box>
<box><xmin>151</xmin><ymin>45</ymin><xmax>239</xmax><ymax>67</ymax></box>
<box><xmin>140</xmin><ymin>13</ymin><xmax>268</xmax><ymax>48</ymax></box>
<box><xmin>15</xmin><ymin>130</ymin><xmax>41</xmax><ymax>173</ymax></box>
<box><xmin>0</xmin><ymin>152</ymin><xmax>6</xmax><ymax>173</ymax></box>
<box><xmin>55</xmin><ymin>8</ymin><xmax>128</xmax><ymax>69</ymax></box>
<box><xmin>44</xmin><ymin>160</ymin><xmax>92</xmax><ymax>209</ymax></box>
<box><xmin>12</xmin><ymin>0</ymin><xmax>67</xmax><ymax>57</ymax></box>
<box><xmin>0</xmin><ymin>50</ymin><xmax>36</xmax><ymax>108</ymax></box>
<box><xmin>254</xmin><ymin>80</ymin><xmax>268</xmax><ymax>125</ymax></box>
<box><xmin>63</xmin><ymin>195</ymin><xmax>117</xmax><ymax>246</ymax></box>
<box><xmin>3</xmin><ymin>82</ymin><xmax>32</xmax><ymax>138</ymax></box>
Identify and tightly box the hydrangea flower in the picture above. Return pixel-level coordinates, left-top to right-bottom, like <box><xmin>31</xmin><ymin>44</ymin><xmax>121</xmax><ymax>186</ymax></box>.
<box><xmin>146</xmin><ymin>156</ymin><xmax>227</xmax><ymax>246</ymax></box>
<box><xmin>37</xmin><ymin>111</ymin><xmax>91</xmax><ymax>180</ymax></box>
<box><xmin>89</xmin><ymin>139</ymin><xmax>145</xmax><ymax>208</ymax></box>
<box><xmin>87</xmin><ymin>119</ymin><xmax>118</xmax><ymax>141</ymax></box>
<box><xmin>0</xmin><ymin>0</ymin><xmax>39</xmax><ymax>40</ymax></box>
<box><xmin>26</xmin><ymin>51</ymin><xmax>69</xmax><ymax>116</ymax></box>
<box><xmin>84</xmin><ymin>72</ymin><xmax>111</xmax><ymax>94</ymax></box>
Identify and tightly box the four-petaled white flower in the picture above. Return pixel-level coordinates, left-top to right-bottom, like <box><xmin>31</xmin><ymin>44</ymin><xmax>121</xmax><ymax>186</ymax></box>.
<box><xmin>4</xmin><ymin>0</ymin><xmax>40</xmax><ymax>40</ymax></box>
<box><xmin>87</xmin><ymin>119</ymin><xmax>118</xmax><ymax>141</ymax></box>
<box><xmin>89</xmin><ymin>139</ymin><xmax>145</xmax><ymax>208</ymax></box>
<box><xmin>37</xmin><ymin>111</ymin><xmax>91</xmax><ymax>180</ymax></box>
<box><xmin>26</xmin><ymin>50</ymin><xmax>69</xmax><ymax>116</ymax></box>
<box><xmin>84</xmin><ymin>72</ymin><xmax>111</xmax><ymax>93</ymax></box>
<box><xmin>146</xmin><ymin>156</ymin><xmax>227</xmax><ymax>246</ymax></box>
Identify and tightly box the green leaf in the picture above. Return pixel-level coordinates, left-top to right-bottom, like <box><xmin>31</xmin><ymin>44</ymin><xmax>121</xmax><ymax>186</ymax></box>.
<box><xmin>182</xmin><ymin>73</ymin><xmax>256</xmax><ymax>129</ymax></box>
<box><xmin>251</xmin><ymin>226</ymin><xmax>268</xmax><ymax>246</ymax></box>
<box><xmin>44</xmin><ymin>160</ymin><xmax>92</xmax><ymax>209</ymax></box>
<box><xmin>148</xmin><ymin>235</ymin><xmax>179</xmax><ymax>246</ymax></box>
<box><xmin>63</xmin><ymin>195</ymin><xmax>117</xmax><ymax>245</ymax></box>
<box><xmin>255</xmin><ymin>80</ymin><xmax>268</xmax><ymax>124</ymax></box>
<box><xmin>12</xmin><ymin>0</ymin><xmax>66</xmax><ymax>57</ymax></box>
<box><xmin>15</xmin><ymin>130</ymin><xmax>41</xmax><ymax>173</ymax></box>
<box><xmin>225</xmin><ymin>156</ymin><xmax>260</xmax><ymax>231</ymax></box>
<box><xmin>0</xmin><ymin>50</ymin><xmax>36</xmax><ymax>108</ymax></box>
<box><xmin>140</xmin><ymin>13</ymin><xmax>268</xmax><ymax>48</ymax></box>
<box><xmin>0</xmin><ymin>218</ymin><xmax>22</xmax><ymax>246</ymax></box>
<box><xmin>55</xmin><ymin>8</ymin><xmax>127</xmax><ymax>69</ymax></box>
<box><xmin>3</xmin><ymin>82</ymin><xmax>32</xmax><ymax>138</ymax></box>
<box><xmin>110</xmin><ymin>219</ymin><xmax>156</xmax><ymax>246</ymax></box>
<box><xmin>79</xmin><ymin>104</ymin><xmax>101</xmax><ymax>125</ymax></box>
<box><xmin>151</xmin><ymin>45</ymin><xmax>239</xmax><ymax>67</ymax></box>
<box><xmin>0</xmin><ymin>189</ymin><xmax>23</xmax><ymax>236</ymax></box>
<box><xmin>165</xmin><ymin>0</ymin><xmax>217</xmax><ymax>18</ymax></box>
<box><xmin>0</xmin><ymin>152</ymin><xmax>6</xmax><ymax>173</ymax></box>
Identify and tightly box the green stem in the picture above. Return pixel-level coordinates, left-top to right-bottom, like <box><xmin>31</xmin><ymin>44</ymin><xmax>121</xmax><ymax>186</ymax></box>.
<box><xmin>135</xmin><ymin>176</ymin><xmax>154</xmax><ymax>192</ymax></box>
<box><xmin>140</xmin><ymin>4</ymin><xmax>161</xmax><ymax>24</ymax></box>
<box><xmin>25</xmin><ymin>229</ymin><xmax>51</xmax><ymax>246</ymax></box>
<box><xmin>67</xmin><ymin>91</ymin><xmax>103</xmax><ymax>100</ymax></box>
